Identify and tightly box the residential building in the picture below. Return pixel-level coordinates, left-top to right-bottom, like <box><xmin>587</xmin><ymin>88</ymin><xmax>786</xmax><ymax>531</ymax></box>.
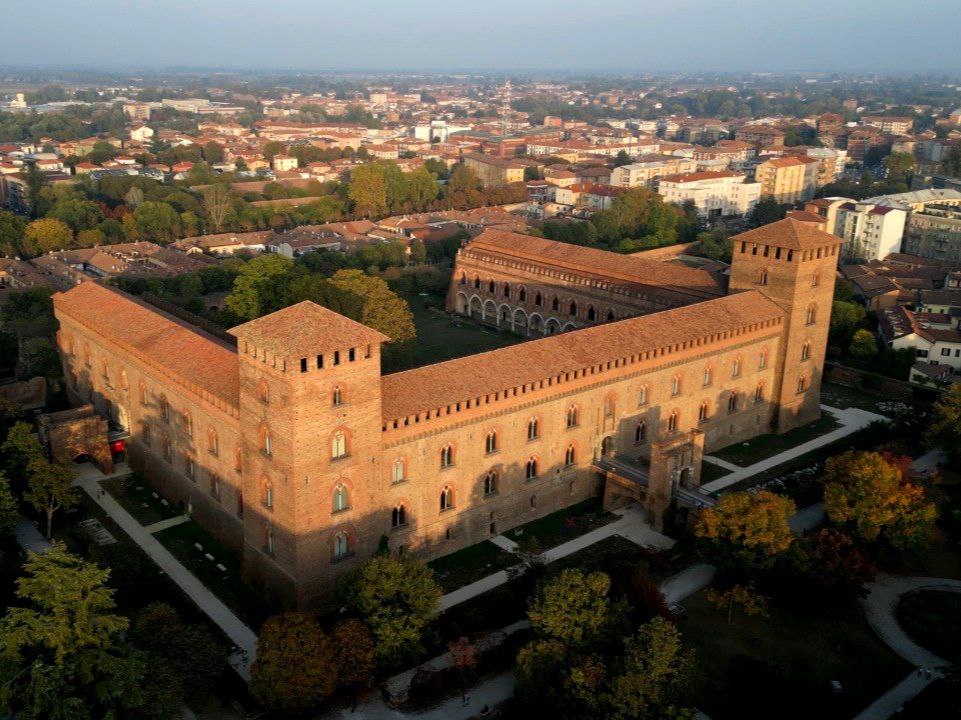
<box><xmin>610</xmin><ymin>156</ymin><xmax>697</xmax><ymax>188</ymax></box>
<box><xmin>835</xmin><ymin>202</ymin><xmax>908</xmax><ymax>261</ymax></box>
<box><xmin>462</xmin><ymin>153</ymin><xmax>526</xmax><ymax>187</ymax></box>
<box><xmin>656</xmin><ymin>171</ymin><xmax>762</xmax><ymax>218</ymax></box>
<box><xmin>753</xmin><ymin>156</ymin><xmax>818</xmax><ymax>204</ymax></box>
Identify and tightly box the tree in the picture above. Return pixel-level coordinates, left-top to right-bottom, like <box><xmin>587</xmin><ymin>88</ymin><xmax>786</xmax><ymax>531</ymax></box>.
<box><xmin>48</xmin><ymin>198</ymin><xmax>104</xmax><ymax>234</ymax></box>
<box><xmin>747</xmin><ymin>196</ymin><xmax>786</xmax><ymax>228</ymax></box>
<box><xmin>830</xmin><ymin>300</ymin><xmax>866</xmax><ymax>347</ymax></box>
<box><xmin>528</xmin><ymin>569</ymin><xmax>612</xmax><ymax>648</ymax></box>
<box><xmin>24</xmin><ymin>456</ymin><xmax>78</xmax><ymax>539</ymax></box>
<box><xmin>203</xmin><ymin>141</ymin><xmax>224</xmax><ymax>163</ymax></box>
<box><xmin>249</xmin><ymin>612</ymin><xmax>338</xmax><ymax>714</ymax></box>
<box><xmin>344</xmin><ymin>554</ymin><xmax>441</xmax><ymax>664</ymax></box>
<box><xmin>695</xmin><ymin>490</ymin><xmax>796</xmax><ymax>570</ymax></box>
<box><xmin>823</xmin><ymin>450</ymin><xmax>937</xmax><ymax>550</ymax></box>
<box><xmin>324</xmin><ymin>269</ymin><xmax>416</xmax><ymax>344</ymax></box>
<box><xmin>2</xmin><ymin>420</ymin><xmax>45</xmax><ymax>493</ymax></box>
<box><xmin>0</xmin><ymin>545</ymin><xmax>148</xmax><ymax>719</ymax></box>
<box><xmin>927</xmin><ymin>383</ymin><xmax>961</xmax><ymax>466</ymax></box>
<box><xmin>129</xmin><ymin>602</ymin><xmax>227</xmax><ymax>700</ymax></box>
<box><xmin>0</xmin><ymin>209</ymin><xmax>27</xmax><ymax>256</ymax></box>
<box><xmin>132</xmin><ymin>200</ymin><xmax>181</xmax><ymax>243</ymax></box>
<box><xmin>849</xmin><ymin>328</ymin><xmax>878</xmax><ymax>359</ymax></box>
<box><xmin>202</xmin><ymin>183</ymin><xmax>233</xmax><ymax>232</ymax></box>
<box><xmin>705</xmin><ymin>584</ymin><xmax>769</xmax><ymax>624</ymax></box>
<box><xmin>405</xmin><ymin>167</ymin><xmax>440</xmax><ymax>210</ymax></box>
<box><xmin>348</xmin><ymin>163</ymin><xmax>388</xmax><ymax>218</ymax></box>
<box><xmin>613</xmin><ymin>150</ymin><xmax>632</xmax><ymax>167</ymax></box>
<box><xmin>331</xmin><ymin>618</ymin><xmax>375</xmax><ymax>696</ymax></box>
<box><xmin>225</xmin><ymin>253</ymin><xmax>293</xmax><ymax>320</ymax></box>
<box><xmin>123</xmin><ymin>186</ymin><xmax>144</xmax><ymax>208</ymax></box>
<box><xmin>22</xmin><ymin>217</ymin><xmax>72</xmax><ymax>255</ymax></box>
<box><xmin>76</xmin><ymin>227</ymin><xmax>106</xmax><ymax>248</ymax></box>
<box><xmin>0</xmin><ymin>470</ymin><xmax>17</xmax><ymax>536</ymax></box>
<box><xmin>607</xmin><ymin>617</ymin><xmax>696</xmax><ymax>719</ymax></box>
<box><xmin>884</xmin><ymin>151</ymin><xmax>916</xmax><ymax>185</ymax></box>
<box><xmin>791</xmin><ymin>528</ymin><xmax>875</xmax><ymax>606</ymax></box>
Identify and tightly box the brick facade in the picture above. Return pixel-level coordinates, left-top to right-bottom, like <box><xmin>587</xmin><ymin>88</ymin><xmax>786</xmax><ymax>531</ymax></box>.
<box><xmin>52</xmin><ymin>219</ymin><xmax>842</xmax><ymax>608</ymax></box>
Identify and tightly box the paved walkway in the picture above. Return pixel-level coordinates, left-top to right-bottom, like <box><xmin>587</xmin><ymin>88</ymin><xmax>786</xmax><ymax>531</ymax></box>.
<box><xmin>854</xmin><ymin>575</ymin><xmax>961</xmax><ymax>719</ymax></box>
<box><xmin>439</xmin><ymin>505</ymin><xmax>674</xmax><ymax>611</ymax></box>
<box><xmin>144</xmin><ymin>514</ymin><xmax>192</xmax><ymax>534</ymax></box>
<box><xmin>488</xmin><ymin>534</ymin><xmax>518</xmax><ymax>553</ymax></box>
<box><xmin>74</xmin><ymin>466</ymin><xmax>257</xmax><ymax>680</ymax></box>
<box><xmin>701</xmin><ymin>405</ymin><xmax>887</xmax><ymax>494</ymax></box>
<box><xmin>661</xmin><ymin>564</ymin><xmax>716</xmax><ymax>605</ymax></box>
<box><xmin>15</xmin><ymin>516</ymin><xmax>53</xmax><ymax>554</ymax></box>
<box><xmin>788</xmin><ymin>502</ymin><xmax>825</xmax><ymax>534</ymax></box>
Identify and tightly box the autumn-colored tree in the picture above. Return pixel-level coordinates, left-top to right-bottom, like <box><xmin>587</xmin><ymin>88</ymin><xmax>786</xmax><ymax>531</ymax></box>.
<box><xmin>22</xmin><ymin>217</ymin><xmax>72</xmax><ymax>255</ymax></box>
<box><xmin>348</xmin><ymin>163</ymin><xmax>388</xmax><ymax>218</ymax></box>
<box><xmin>249</xmin><ymin>612</ymin><xmax>338</xmax><ymax>714</ymax></box>
<box><xmin>528</xmin><ymin>569</ymin><xmax>612</xmax><ymax>648</ymax></box>
<box><xmin>695</xmin><ymin>490</ymin><xmax>796</xmax><ymax>569</ymax></box>
<box><xmin>849</xmin><ymin>328</ymin><xmax>878</xmax><ymax>359</ymax></box>
<box><xmin>792</xmin><ymin>528</ymin><xmax>875</xmax><ymax>605</ymax></box>
<box><xmin>705</xmin><ymin>584</ymin><xmax>769</xmax><ymax>624</ymax></box>
<box><xmin>823</xmin><ymin>450</ymin><xmax>937</xmax><ymax>550</ymax></box>
<box><xmin>331</xmin><ymin>618</ymin><xmax>376</xmax><ymax>692</ymax></box>
<box><xmin>927</xmin><ymin>383</ymin><xmax>961</xmax><ymax>465</ymax></box>
<box><xmin>76</xmin><ymin>227</ymin><xmax>106</xmax><ymax>248</ymax></box>
<box><xmin>0</xmin><ymin>470</ymin><xmax>17</xmax><ymax>537</ymax></box>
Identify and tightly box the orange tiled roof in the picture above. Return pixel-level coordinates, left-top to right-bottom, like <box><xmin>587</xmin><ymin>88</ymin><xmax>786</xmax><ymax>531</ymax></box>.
<box><xmin>381</xmin><ymin>290</ymin><xmax>784</xmax><ymax>422</ymax></box>
<box><xmin>731</xmin><ymin>218</ymin><xmax>843</xmax><ymax>251</ymax></box>
<box><xmin>466</xmin><ymin>229</ymin><xmax>724</xmax><ymax>298</ymax></box>
<box><xmin>229</xmin><ymin>301</ymin><xmax>389</xmax><ymax>357</ymax></box>
<box><xmin>53</xmin><ymin>282</ymin><xmax>240</xmax><ymax>409</ymax></box>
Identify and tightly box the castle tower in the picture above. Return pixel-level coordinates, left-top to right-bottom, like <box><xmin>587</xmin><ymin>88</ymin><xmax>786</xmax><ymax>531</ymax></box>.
<box><xmin>229</xmin><ymin>302</ymin><xmax>389</xmax><ymax>607</ymax></box>
<box><xmin>727</xmin><ymin>219</ymin><xmax>843</xmax><ymax>433</ymax></box>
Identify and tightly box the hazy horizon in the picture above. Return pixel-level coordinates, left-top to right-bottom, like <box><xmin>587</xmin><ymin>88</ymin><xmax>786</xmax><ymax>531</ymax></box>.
<box><xmin>4</xmin><ymin>0</ymin><xmax>960</xmax><ymax>75</ymax></box>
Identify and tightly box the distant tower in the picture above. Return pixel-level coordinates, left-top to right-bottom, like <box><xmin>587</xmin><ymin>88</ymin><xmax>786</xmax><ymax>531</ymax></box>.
<box><xmin>728</xmin><ymin>219</ymin><xmax>843</xmax><ymax>433</ymax></box>
<box><xmin>500</xmin><ymin>80</ymin><xmax>512</xmax><ymax>138</ymax></box>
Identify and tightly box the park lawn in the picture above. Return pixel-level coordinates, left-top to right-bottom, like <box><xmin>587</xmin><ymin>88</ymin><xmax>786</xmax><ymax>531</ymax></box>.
<box><xmin>681</xmin><ymin>590</ymin><xmax>910</xmax><ymax>720</ymax></box>
<box><xmin>400</xmin><ymin>293</ymin><xmax>524</xmax><ymax>370</ymax></box>
<box><xmin>710</xmin><ymin>412</ymin><xmax>841</xmax><ymax>467</ymax></box>
<box><xmin>102</xmin><ymin>474</ymin><xmax>183</xmax><ymax>526</ymax></box>
<box><xmin>505</xmin><ymin>497</ymin><xmax>617</xmax><ymax>552</ymax></box>
<box><xmin>427</xmin><ymin>539</ymin><xmax>517</xmax><ymax>593</ymax></box>
<box><xmin>700</xmin><ymin>460</ymin><xmax>731</xmax><ymax>485</ymax></box>
<box><xmin>153</xmin><ymin>520</ymin><xmax>273</xmax><ymax>629</ymax></box>
<box><xmin>819</xmin><ymin>381</ymin><xmax>888</xmax><ymax>413</ymax></box>
<box><xmin>897</xmin><ymin>590</ymin><xmax>961</xmax><ymax>663</ymax></box>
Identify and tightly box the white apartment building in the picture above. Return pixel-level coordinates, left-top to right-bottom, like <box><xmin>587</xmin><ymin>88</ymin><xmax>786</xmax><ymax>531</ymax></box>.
<box><xmin>880</xmin><ymin>306</ymin><xmax>961</xmax><ymax>372</ymax></box>
<box><xmin>835</xmin><ymin>201</ymin><xmax>907</xmax><ymax>261</ymax></box>
<box><xmin>656</xmin><ymin>171</ymin><xmax>762</xmax><ymax>218</ymax></box>
<box><xmin>610</xmin><ymin>156</ymin><xmax>697</xmax><ymax>188</ymax></box>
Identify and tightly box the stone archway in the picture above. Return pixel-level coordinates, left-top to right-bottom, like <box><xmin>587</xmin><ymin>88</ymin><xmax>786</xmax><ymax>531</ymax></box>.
<box><xmin>545</xmin><ymin>318</ymin><xmax>561</xmax><ymax>335</ymax></box>
<box><xmin>513</xmin><ymin>307</ymin><xmax>528</xmax><ymax>334</ymax></box>
<box><xmin>483</xmin><ymin>299</ymin><xmax>497</xmax><ymax>323</ymax></box>
<box><xmin>499</xmin><ymin>303</ymin><xmax>511</xmax><ymax>327</ymax></box>
<box><xmin>468</xmin><ymin>295</ymin><xmax>483</xmax><ymax>319</ymax></box>
<box><xmin>38</xmin><ymin>405</ymin><xmax>114</xmax><ymax>474</ymax></box>
<box><xmin>455</xmin><ymin>292</ymin><xmax>469</xmax><ymax>315</ymax></box>
<box><xmin>529</xmin><ymin>313</ymin><xmax>544</xmax><ymax>334</ymax></box>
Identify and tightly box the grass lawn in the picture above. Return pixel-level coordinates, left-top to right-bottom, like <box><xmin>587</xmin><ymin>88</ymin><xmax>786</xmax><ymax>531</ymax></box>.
<box><xmin>700</xmin><ymin>460</ymin><xmax>731</xmax><ymax>484</ymax></box>
<box><xmin>427</xmin><ymin>539</ymin><xmax>517</xmax><ymax>593</ymax></box>
<box><xmin>505</xmin><ymin>497</ymin><xmax>617</xmax><ymax>552</ymax></box>
<box><xmin>680</xmin><ymin>590</ymin><xmax>910</xmax><ymax>720</ymax></box>
<box><xmin>153</xmin><ymin>521</ymin><xmax>273</xmax><ymax>629</ymax></box>
<box><xmin>820</xmin><ymin>382</ymin><xmax>888</xmax><ymax>413</ymax></box>
<box><xmin>898</xmin><ymin>679</ymin><xmax>961</xmax><ymax>718</ymax></box>
<box><xmin>897</xmin><ymin>590</ymin><xmax>961</xmax><ymax>663</ymax></box>
<box><xmin>102</xmin><ymin>474</ymin><xmax>182</xmax><ymax>526</ymax></box>
<box><xmin>399</xmin><ymin>293</ymin><xmax>525</xmax><ymax>370</ymax></box>
<box><xmin>710</xmin><ymin>412</ymin><xmax>841</xmax><ymax>467</ymax></box>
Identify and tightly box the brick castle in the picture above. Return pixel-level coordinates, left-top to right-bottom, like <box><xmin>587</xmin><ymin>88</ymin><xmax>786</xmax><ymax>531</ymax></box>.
<box><xmin>52</xmin><ymin>218</ymin><xmax>841</xmax><ymax>607</ymax></box>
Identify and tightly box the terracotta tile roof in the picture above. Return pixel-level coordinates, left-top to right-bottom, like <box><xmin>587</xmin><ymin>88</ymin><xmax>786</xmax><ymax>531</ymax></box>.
<box><xmin>53</xmin><ymin>282</ymin><xmax>240</xmax><ymax>409</ymax></box>
<box><xmin>381</xmin><ymin>290</ymin><xmax>783</xmax><ymax>422</ymax></box>
<box><xmin>466</xmin><ymin>229</ymin><xmax>724</xmax><ymax>298</ymax></box>
<box><xmin>732</xmin><ymin>218</ymin><xmax>843</xmax><ymax>252</ymax></box>
<box><xmin>658</xmin><ymin>170</ymin><xmax>743</xmax><ymax>183</ymax></box>
<box><xmin>229</xmin><ymin>301</ymin><xmax>389</xmax><ymax>358</ymax></box>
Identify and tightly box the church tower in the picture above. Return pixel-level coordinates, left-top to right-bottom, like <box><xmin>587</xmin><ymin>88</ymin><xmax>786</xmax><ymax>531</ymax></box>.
<box><xmin>728</xmin><ymin>219</ymin><xmax>843</xmax><ymax>433</ymax></box>
<box><xmin>229</xmin><ymin>302</ymin><xmax>389</xmax><ymax>607</ymax></box>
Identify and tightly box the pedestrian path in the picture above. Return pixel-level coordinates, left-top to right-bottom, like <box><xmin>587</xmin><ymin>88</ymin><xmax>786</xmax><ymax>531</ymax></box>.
<box><xmin>73</xmin><ymin>466</ymin><xmax>257</xmax><ymax>680</ymax></box>
<box><xmin>488</xmin><ymin>534</ymin><xmax>519</xmax><ymax>553</ymax></box>
<box><xmin>15</xmin><ymin>516</ymin><xmax>52</xmax><ymax>554</ymax></box>
<box><xmin>144</xmin><ymin>514</ymin><xmax>192</xmax><ymax>534</ymax></box>
<box><xmin>700</xmin><ymin>405</ymin><xmax>886</xmax><ymax>494</ymax></box>
<box><xmin>439</xmin><ymin>505</ymin><xmax>674</xmax><ymax>611</ymax></box>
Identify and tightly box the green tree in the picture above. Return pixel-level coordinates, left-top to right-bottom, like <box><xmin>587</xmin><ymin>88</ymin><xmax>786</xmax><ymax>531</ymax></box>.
<box><xmin>203</xmin><ymin>141</ymin><xmax>225</xmax><ymax>163</ymax></box>
<box><xmin>344</xmin><ymin>554</ymin><xmax>441</xmax><ymax>664</ymax></box>
<box><xmin>405</xmin><ymin>167</ymin><xmax>440</xmax><ymax>210</ymax></box>
<box><xmin>324</xmin><ymin>269</ymin><xmax>416</xmax><ymax>344</ymax></box>
<box><xmin>22</xmin><ymin>217</ymin><xmax>72</xmax><ymax>255</ymax></box>
<box><xmin>823</xmin><ymin>450</ymin><xmax>937</xmax><ymax>550</ymax></box>
<box><xmin>24</xmin><ymin>456</ymin><xmax>78</xmax><ymax>539</ymax></box>
<box><xmin>747</xmin><ymin>196</ymin><xmax>786</xmax><ymax>228</ymax></box>
<box><xmin>830</xmin><ymin>300</ymin><xmax>866</xmax><ymax>347</ymax></box>
<box><xmin>0</xmin><ymin>209</ymin><xmax>27</xmax><ymax>256</ymax></box>
<box><xmin>48</xmin><ymin>198</ymin><xmax>104</xmax><ymax>234</ymax></box>
<box><xmin>129</xmin><ymin>602</ymin><xmax>227</xmax><ymax>700</ymax></box>
<box><xmin>225</xmin><ymin>253</ymin><xmax>293</xmax><ymax>320</ymax></box>
<box><xmin>607</xmin><ymin>617</ymin><xmax>696</xmax><ymax>719</ymax></box>
<box><xmin>132</xmin><ymin>201</ymin><xmax>181</xmax><ymax>243</ymax></box>
<box><xmin>348</xmin><ymin>163</ymin><xmax>388</xmax><ymax>218</ymax></box>
<box><xmin>0</xmin><ymin>545</ymin><xmax>148</xmax><ymax>719</ymax></box>
<box><xmin>884</xmin><ymin>151</ymin><xmax>916</xmax><ymax>185</ymax></box>
<box><xmin>849</xmin><ymin>328</ymin><xmax>878</xmax><ymax>359</ymax></box>
<box><xmin>529</xmin><ymin>569</ymin><xmax>612</xmax><ymax>648</ymax></box>
<box><xmin>927</xmin><ymin>383</ymin><xmax>961</xmax><ymax>466</ymax></box>
<box><xmin>695</xmin><ymin>490</ymin><xmax>796</xmax><ymax>570</ymax></box>
<box><xmin>249</xmin><ymin>613</ymin><xmax>338</xmax><ymax>714</ymax></box>
<box><xmin>2</xmin><ymin>420</ymin><xmax>45</xmax><ymax>492</ymax></box>
<box><xmin>0</xmin><ymin>470</ymin><xmax>17</xmax><ymax>536</ymax></box>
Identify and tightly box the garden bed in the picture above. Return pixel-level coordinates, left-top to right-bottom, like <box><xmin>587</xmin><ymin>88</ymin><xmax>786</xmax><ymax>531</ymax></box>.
<box><xmin>504</xmin><ymin>497</ymin><xmax>616</xmax><ymax>552</ymax></box>
<box><xmin>428</xmin><ymin>540</ymin><xmax>517</xmax><ymax>593</ymax></box>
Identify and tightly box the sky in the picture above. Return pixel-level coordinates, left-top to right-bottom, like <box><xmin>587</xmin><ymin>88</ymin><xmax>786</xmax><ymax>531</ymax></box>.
<box><xmin>3</xmin><ymin>0</ymin><xmax>960</xmax><ymax>74</ymax></box>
